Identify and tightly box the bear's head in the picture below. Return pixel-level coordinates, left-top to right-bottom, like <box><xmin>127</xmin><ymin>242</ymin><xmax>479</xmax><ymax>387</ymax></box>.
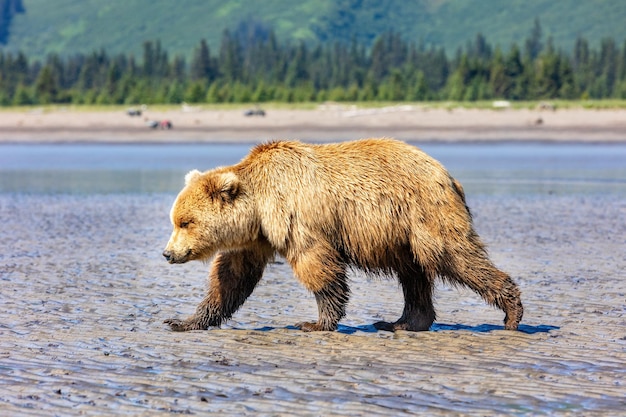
<box><xmin>163</xmin><ymin>169</ymin><xmax>258</xmax><ymax>264</ymax></box>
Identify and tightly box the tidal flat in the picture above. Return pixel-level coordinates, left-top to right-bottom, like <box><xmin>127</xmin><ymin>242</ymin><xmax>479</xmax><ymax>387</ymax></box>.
<box><xmin>0</xmin><ymin>142</ymin><xmax>624</xmax><ymax>416</ymax></box>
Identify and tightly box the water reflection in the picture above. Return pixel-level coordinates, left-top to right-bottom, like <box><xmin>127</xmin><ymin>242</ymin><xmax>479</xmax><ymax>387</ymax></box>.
<box><xmin>0</xmin><ymin>142</ymin><xmax>625</xmax><ymax>195</ymax></box>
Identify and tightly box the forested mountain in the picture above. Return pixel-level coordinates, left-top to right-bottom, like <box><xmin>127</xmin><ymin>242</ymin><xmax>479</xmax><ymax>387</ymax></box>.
<box><xmin>2</xmin><ymin>1</ymin><xmax>626</xmax><ymax>106</ymax></box>
<box><xmin>2</xmin><ymin>0</ymin><xmax>626</xmax><ymax>59</ymax></box>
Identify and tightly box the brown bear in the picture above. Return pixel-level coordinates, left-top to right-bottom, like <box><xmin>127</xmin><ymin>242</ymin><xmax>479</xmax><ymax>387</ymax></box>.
<box><xmin>162</xmin><ymin>138</ymin><xmax>523</xmax><ymax>332</ymax></box>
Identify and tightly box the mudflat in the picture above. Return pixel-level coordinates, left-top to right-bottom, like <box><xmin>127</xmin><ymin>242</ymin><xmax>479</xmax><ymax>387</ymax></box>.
<box><xmin>0</xmin><ymin>191</ymin><xmax>624</xmax><ymax>415</ymax></box>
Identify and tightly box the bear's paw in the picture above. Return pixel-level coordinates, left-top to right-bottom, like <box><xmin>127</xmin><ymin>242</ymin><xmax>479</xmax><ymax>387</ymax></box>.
<box><xmin>164</xmin><ymin>317</ymin><xmax>207</xmax><ymax>332</ymax></box>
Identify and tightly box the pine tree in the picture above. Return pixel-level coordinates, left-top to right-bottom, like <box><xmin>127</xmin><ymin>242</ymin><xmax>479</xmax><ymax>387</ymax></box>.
<box><xmin>170</xmin><ymin>55</ymin><xmax>187</xmax><ymax>82</ymax></box>
<box><xmin>184</xmin><ymin>81</ymin><xmax>206</xmax><ymax>103</ymax></box>
<box><xmin>505</xmin><ymin>44</ymin><xmax>526</xmax><ymax>99</ymax></box>
<box><xmin>525</xmin><ymin>17</ymin><xmax>543</xmax><ymax>60</ymax></box>
<box><xmin>12</xmin><ymin>83</ymin><xmax>32</xmax><ymax>105</ymax></box>
<box><xmin>34</xmin><ymin>65</ymin><xmax>59</xmax><ymax>103</ymax></box>
<box><xmin>407</xmin><ymin>70</ymin><xmax>429</xmax><ymax>101</ymax></box>
<box><xmin>573</xmin><ymin>36</ymin><xmax>592</xmax><ymax>97</ymax></box>
<box><xmin>142</xmin><ymin>41</ymin><xmax>155</xmax><ymax>77</ymax></box>
<box><xmin>598</xmin><ymin>38</ymin><xmax>618</xmax><ymax>97</ymax></box>
<box><xmin>190</xmin><ymin>39</ymin><xmax>216</xmax><ymax>82</ymax></box>
<box><xmin>618</xmin><ymin>40</ymin><xmax>626</xmax><ymax>82</ymax></box>
<box><xmin>219</xmin><ymin>29</ymin><xmax>243</xmax><ymax>82</ymax></box>
<box><xmin>285</xmin><ymin>42</ymin><xmax>309</xmax><ymax>87</ymax></box>
<box><xmin>489</xmin><ymin>48</ymin><xmax>508</xmax><ymax>98</ymax></box>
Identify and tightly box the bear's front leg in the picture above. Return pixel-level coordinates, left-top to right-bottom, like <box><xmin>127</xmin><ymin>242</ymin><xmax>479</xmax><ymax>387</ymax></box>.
<box><xmin>290</xmin><ymin>247</ymin><xmax>350</xmax><ymax>331</ymax></box>
<box><xmin>165</xmin><ymin>247</ymin><xmax>272</xmax><ymax>331</ymax></box>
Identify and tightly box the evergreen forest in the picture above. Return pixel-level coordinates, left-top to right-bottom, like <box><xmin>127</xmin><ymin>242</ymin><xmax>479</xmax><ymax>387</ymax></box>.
<box><xmin>2</xmin><ymin>20</ymin><xmax>626</xmax><ymax>106</ymax></box>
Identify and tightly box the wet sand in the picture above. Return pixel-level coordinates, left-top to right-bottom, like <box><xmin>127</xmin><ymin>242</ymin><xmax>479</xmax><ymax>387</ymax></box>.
<box><xmin>1</xmin><ymin>113</ymin><xmax>625</xmax><ymax>414</ymax></box>
<box><xmin>1</xmin><ymin>193</ymin><xmax>624</xmax><ymax>415</ymax></box>
<box><xmin>1</xmin><ymin>105</ymin><xmax>626</xmax><ymax>143</ymax></box>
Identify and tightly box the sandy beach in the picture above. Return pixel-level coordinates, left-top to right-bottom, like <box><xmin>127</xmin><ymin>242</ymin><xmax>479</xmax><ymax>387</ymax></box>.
<box><xmin>1</xmin><ymin>104</ymin><xmax>626</xmax><ymax>143</ymax></box>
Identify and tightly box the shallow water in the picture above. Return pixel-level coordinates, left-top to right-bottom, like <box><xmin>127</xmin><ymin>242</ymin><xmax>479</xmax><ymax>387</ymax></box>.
<box><xmin>0</xmin><ymin>142</ymin><xmax>625</xmax><ymax>416</ymax></box>
<box><xmin>1</xmin><ymin>142</ymin><xmax>625</xmax><ymax>195</ymax></box>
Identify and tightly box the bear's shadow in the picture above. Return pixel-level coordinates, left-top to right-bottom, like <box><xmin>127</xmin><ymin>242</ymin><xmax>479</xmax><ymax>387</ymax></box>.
<box><xmin>256</xmin><ymin>323</ymin><xmax>559</xmax><ymax>335</ymax></box>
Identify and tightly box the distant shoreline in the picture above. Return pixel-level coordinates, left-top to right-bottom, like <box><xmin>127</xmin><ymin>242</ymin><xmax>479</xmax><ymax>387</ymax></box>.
<box><xmin>1</xmin><ymin>105</ymin><xmax>626</xmax><ymax>143</ymax></box>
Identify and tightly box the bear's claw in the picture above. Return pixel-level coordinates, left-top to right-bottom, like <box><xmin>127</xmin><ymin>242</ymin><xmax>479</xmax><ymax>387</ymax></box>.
<box><xmin>373</xmin><ymin>320</ymin><xmax>432</xmax><ymax>332</ymax></box>
<box><xmin>295</xmin><ymin>321</ymin><xmax>334</xmax><ymax>332</ymax></box>
<box><xmin>164</xmin><ymin>318</ymin><xmax>187</xmax><ymax>331</ymax></box>
<box><xmin>372</xmin><ymin>321</ymin><xmax>396</xmax><ymax>332</ymax></box>
<box><xmin>164</xmin><ymin>318</ymin><xmax>203</xmax><ymax>332</ymax></box>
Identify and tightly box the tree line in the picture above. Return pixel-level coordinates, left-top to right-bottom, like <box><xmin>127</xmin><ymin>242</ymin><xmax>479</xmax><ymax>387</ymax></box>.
<box><xmin>1</xmin><ymin>19</ymin><xmax>626</xmax><ymax>106</ymax></box>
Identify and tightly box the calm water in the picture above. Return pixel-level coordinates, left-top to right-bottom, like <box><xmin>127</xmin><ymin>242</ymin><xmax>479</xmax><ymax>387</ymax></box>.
<box><xmin>0</xmin><ymin>142</ymin><xmax>625</xmax><ymax>195</ymax></box>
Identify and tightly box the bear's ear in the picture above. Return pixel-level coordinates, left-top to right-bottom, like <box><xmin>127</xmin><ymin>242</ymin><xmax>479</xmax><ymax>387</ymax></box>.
<box><xmin>218</xmin><ymin>172</ymin><xmax>240</xmax><ymax>202</ymax></box>
<box><xmin>185</xmin><ymin>169</ymin><xmax>202</xmax><ymax>185</ymax></box>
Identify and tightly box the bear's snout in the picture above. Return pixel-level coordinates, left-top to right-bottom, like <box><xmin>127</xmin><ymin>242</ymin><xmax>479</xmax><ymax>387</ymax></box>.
<box><xmin>162</xmin><ymin>249</ymin><xmax>191</xmax><ymax>264</ymax></box>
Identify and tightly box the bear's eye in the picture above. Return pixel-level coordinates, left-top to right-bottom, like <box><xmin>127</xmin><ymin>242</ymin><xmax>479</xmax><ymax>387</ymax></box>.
<box><xmin>180</xmin><ymin>221</ymin><xmax>191</xmax><ymax>229</ymax></box>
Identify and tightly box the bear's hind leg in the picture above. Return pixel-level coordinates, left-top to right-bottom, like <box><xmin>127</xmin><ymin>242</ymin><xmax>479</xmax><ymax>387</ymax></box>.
<box><xmin>443</xmin><ymin>237</ymin><xmax>523</xmax><ymax>330</ymax></box>
<box><xmin>165</xmin><ymin>246</ymin><xmax>272</xmax><ymax>331</ymax></box>
<box><xmin>374</xmin><ymin>263</ymin><xmax>435</xmax><ymax>332</ymax></box>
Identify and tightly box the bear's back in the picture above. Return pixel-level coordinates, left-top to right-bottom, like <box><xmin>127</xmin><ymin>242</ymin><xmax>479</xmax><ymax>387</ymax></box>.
<box><xmin>237</xmin><ymin>139</ymin><xmax>469</xmax><ymax>263</ymax></box>
<box><xmin>244</xmin><ymin>138</ymin><xmax>445</xmax><ymax>184</ymax></box>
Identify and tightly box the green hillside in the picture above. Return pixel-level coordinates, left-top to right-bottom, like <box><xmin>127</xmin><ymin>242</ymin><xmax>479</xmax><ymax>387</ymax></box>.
<box><xmin>3</xmin><ymin>0</ymin><xmax>334</xmax><ymax>58</ymax></box>
<box><xmin>3</xmin><ymin>0</ymin><xmax>626</xmax><ymax>58</ymax></box>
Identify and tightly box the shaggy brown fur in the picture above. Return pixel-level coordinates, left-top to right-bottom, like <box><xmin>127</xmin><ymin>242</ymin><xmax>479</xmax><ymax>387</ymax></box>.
<box><xmin>163</xmin><ymin>138</ymin><xmax>523</xmax><ymax>332</ymax></box>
